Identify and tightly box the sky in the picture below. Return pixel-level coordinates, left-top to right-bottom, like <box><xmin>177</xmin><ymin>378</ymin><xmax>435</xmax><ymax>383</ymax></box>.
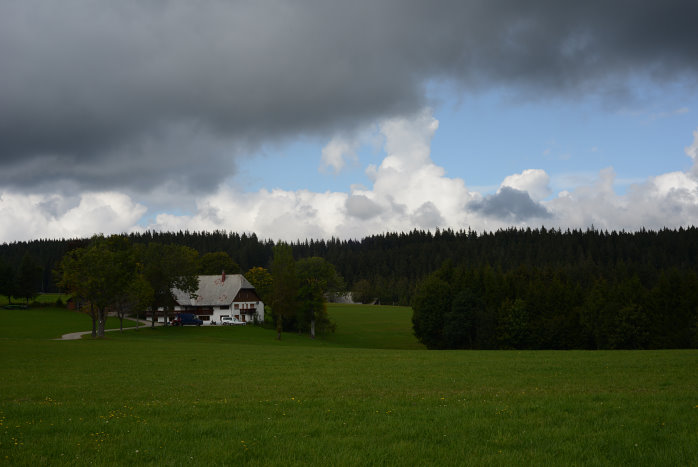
<box><xmin>1</xmin><ymin>0</ymin><xmax>698</xmax><ymax>242</ymax></box>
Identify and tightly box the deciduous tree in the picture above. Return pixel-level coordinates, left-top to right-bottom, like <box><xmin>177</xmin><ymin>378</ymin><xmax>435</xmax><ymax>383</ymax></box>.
<box><xmin>296</xmin><ymin>257</ymin><xmax>339</xmax><ymax>338</ymax></box>
<box><xmin>15</xmin><ymin>253</ymin><xmax>43</xmax><ymax>304</ymax></box>
<box><xmin>270</xmin><ymin>243</ymin><xmax>298</xmax><ymax>340</ymax></box>
<box><xmin>199</xmin><ymin>251</ymin><xmax>240</xmax><ymax>275</ymax></box>
<box><xmin>137</xmin><ymin>243</ymin><xmax>199</xmax><ymax>326</ymax></box>
<box><xmin>57</xmin><ymin>236</ymin><xmax>138</xmax><ymax>338</ymax></box>
<box><xmin>113</xmin><ymin>273</ymin><xmax>154</xmax><ymax>332</ymax></box>
<box><xmin>411</xmin><ymin>275</ymin><xmax>451</xmax><ymax>349</ymax></box>
<box><xmin>351</xmin><ymin>279</ymin><xmax>373</xmax><ymax>304</ymax></box>
<box><xmin>244</xmin><ymin>266</ymin><xmax>273</xmax><ymax>304</ymax></box>
<box><xmin>0</xmin><ymin>257</ymin><xmax>15</xmax><ymax>304</ymax></box>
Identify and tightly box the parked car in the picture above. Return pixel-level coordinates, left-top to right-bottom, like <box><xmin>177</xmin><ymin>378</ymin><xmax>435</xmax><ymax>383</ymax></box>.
<box><xmin>171</xmin><ymin>313</ymin><xmax>203</xmax><ymax>326</ymax></box>
<box><xmin>220</xmin><ymin>316</ymin><xmax>246</xmax><ymax>326</ymax></box>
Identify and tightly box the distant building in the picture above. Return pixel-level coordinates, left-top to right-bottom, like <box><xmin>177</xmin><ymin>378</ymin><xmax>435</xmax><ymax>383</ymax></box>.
<box><xmin>155</xmin><ymin>272</ymin><xmax>264</xmax><ymax>325</ymax></box>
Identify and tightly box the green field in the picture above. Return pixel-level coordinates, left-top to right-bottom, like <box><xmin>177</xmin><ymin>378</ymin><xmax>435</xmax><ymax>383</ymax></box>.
<box><xmin>1</xmin><ymin>304</ymin><xmax>696</xmax><ymax>466</ymax></box>
<box><xmin>1</xmin><ymin>293</ymin><xmax>72</xmax><ymax>307</ymax></box>
<box><xmin>0</xmin><ymin>307</ymin><xmax>141</xmax><ymax>339</ymax></box>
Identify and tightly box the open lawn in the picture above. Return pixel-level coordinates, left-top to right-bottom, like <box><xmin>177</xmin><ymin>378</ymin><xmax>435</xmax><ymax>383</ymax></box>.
<box><xmin>323</xmin><ymin>304</ymin><xmax>425</xmax><ymax>349</ymax></box>
<box><xmin>0</xmin><ymin>307</ymin><xmax>140</xmax><ymax>339</ymax></box>
<box><xmin>0</xmin><ymin>305</ymin><xmax>696</xmax><ymax>466</ymax></box>
<box><xmin>1</xmin><ymin>293</ymin><xmax>72</xmax><ymax>306</ymax></box>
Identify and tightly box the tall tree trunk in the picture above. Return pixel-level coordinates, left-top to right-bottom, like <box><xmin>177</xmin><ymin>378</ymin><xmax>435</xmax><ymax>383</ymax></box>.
<box><xmin>310</xmin><ymin>319</ymin><xmax>315</xmax><ymax>339</ymax></box>
<box><xmin>151</xmin><ymin>306</ymin><xmax>156</xmax><ymax>327</ymax></box>
<box><xmin>97</xmin><ymin>307</ymin><xmax>106</xmax><ymax>338</ymax></box>
<box><xmin>90</xmin><ymin>304</ymin><xmax>96</xmax><ymax>338</ymax></box>
<box><xmin>276</xmin><ymin>315</ymin><xmax>282</xmax><ymax>340</ymax></box>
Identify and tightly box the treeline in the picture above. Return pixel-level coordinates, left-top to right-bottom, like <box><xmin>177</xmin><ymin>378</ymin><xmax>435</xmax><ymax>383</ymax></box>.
<box><xmin>0</xmin><ymin>238</ymin><xmax>88</xmax><ymax>295</ymax></box>
<box><xmin>2</xmin><ymin>226</ymin><xmax>698</xmax><ymax>307</ymax></box>
<box><xmin>2</xmin><ymin>226</ymin><xmax>698</xmax><ymax>347</ymax></box>
<box><xmin>0</xmin><ymin>232</ymin><xmax>271</xmax><ymax>295</ymax></box>
<box><xmin>412</xmin><ymin>262</ymin><xmax>698</xmax><ymax>350</ymax></box>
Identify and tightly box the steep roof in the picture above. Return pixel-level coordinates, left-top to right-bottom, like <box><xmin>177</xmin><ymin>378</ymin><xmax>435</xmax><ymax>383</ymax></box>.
<box><xmin>172</xmin><ymin>274</ymin><xmax>257</xmax><ymax>307</ymax></box>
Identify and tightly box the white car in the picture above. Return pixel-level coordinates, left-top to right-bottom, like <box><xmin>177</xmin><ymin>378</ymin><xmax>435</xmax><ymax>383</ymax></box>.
<box><xmin>220</xmin><ymin>316</ymin><xmax>246</xmax><ymax>326</ymax></box>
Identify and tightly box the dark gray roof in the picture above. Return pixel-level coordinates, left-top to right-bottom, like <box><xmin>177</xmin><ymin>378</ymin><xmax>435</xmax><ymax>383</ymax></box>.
<box><xmin>172</xmin><ymin>274</ymin><xmax>256</xmax><ymax>307</ymax></box>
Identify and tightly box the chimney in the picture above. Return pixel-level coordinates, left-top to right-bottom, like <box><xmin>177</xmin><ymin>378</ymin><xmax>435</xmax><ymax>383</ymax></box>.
<box><xmin>222</xmin><ymin>270</ymin><xmax>226</xmax><ymax>282</ymax></box>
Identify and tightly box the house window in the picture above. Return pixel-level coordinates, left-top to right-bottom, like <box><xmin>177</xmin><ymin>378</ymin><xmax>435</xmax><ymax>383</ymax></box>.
<box><xmin>220</xmin><ymin>305</ymin><xmax>230</xmax><ymax>310</ymax></box>
<box><xmin>234</xmin><ymin>304</ymin><xmax>239</xmax><ymax>309</ymax></box>
<box><xmin>200</xmin><ymin>315</ymin><xmax>210</xmax><ymax>321</ymax></box>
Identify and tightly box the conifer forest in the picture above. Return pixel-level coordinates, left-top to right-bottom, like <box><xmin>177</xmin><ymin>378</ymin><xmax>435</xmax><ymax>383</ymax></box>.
<box><xmin>1</xmin><ymin>227</ymin><xmax>697</xmax><ymax>349</ymax></box>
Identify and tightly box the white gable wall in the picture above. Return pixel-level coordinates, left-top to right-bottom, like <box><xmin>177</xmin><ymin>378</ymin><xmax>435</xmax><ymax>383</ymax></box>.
<box><xmin>203</xmin><ymin>301</ymin><xmax>265</xmax><ymax>325</ymax></box>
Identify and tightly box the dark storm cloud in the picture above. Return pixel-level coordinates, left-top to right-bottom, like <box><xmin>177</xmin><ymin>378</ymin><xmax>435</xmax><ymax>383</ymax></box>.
<box><xmin>1</xmin><ymin>0</ymin><xmax>697</xmax><ymax>193</ymax></box>
<box><xmin>469</xmin><ymin>187</ymin><xmax>551</xmax><ymax>221</ymax></box>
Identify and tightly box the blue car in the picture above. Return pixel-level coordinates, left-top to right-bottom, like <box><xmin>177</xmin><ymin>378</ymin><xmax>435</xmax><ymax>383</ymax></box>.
<box><xmin>171</xmin><ymin>313</ymin><xmax>203</xmax><ymax>326</ymax></box>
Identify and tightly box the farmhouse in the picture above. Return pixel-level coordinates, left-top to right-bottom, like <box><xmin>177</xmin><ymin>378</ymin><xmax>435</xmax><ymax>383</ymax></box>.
<box><xmin>156</xmin><ymin>272</ymin><xmax>264</xmax><ymax>325</ymax></box>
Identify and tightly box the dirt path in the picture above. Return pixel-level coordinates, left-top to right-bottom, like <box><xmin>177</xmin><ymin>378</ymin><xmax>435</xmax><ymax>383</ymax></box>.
<box><xmin>57</xmin><ymin>319</ymin><xmax>160</xmax><ymax>340</ymax></box>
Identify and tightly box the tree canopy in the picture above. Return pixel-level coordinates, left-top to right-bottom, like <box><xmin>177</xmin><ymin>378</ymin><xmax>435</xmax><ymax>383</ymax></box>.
<box><xmin>199</xmin><ymin>251</ymin><xmax>240</xmax><ymax>275</ymax></box>
<box><xmin>412</xmin><ymin>261</ymin><xmax>698</xmax><ymax>350</ymax></box>
<box><xmin>244</xmin><ymin>266</ymin><xmax>273</xmax><ymax>304</ymax></box>
<box><xmin>270</xmin><ymin>243</ymin><xmax>298</xmax><ymax>340</ymax></box>
<box><xmin>0</xmin><ymin>256</ymin><xmax>15</xmax><ymax>303</ymax></box>
<box><xmin>6</xmin><ymin>227</ymin><xmax>698</xmax><ymax>348</ymax></box>
<box><xmin>15</xmin><ymin>253</ymin><xmax>43</xmax><ymax>303</ymax></box>
<box><xmin>57</xmin><ymin>236</ymin><xmax>140</xmax><ymax>337</ymax></box>
<box><xmin>136</xmin><ymin>242</ymin><xmax>199</xmax><ymax>326</ymax></box>
<box><xmin>56</xmin><ymin>237</ymin><xmax>199</xmax><ymax>336</ymax></box>
<box><xmin>296</xmin><ymin>257</ymin><xmax>340</xmax><ymax>338</ymax></box>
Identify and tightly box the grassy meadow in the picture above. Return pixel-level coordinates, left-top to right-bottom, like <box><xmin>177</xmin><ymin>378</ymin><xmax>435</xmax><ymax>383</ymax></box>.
<box><xmin>1</xmin><ymin>293</ymin><xmax>72</xmax><ymax>306</ymax></box>
<box><xmin>0</xmin><ymin>307</ymin><xmax>140</xmax><ymax>339</ymax></box>
<box><xmin>0</xmin><ymin>304</ymin><xmax>696</xmax><ymax>465</ymax></box>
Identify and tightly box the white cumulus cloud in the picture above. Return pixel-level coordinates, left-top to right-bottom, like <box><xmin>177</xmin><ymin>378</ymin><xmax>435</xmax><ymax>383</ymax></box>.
<box><xmin>149</xmin><ymin>109</ymin><xmax>476</xmax><ymax>239</ymax></box>
<box><xmin>4</xmin><ymin>110</ymin><xmax>698</xmax><ymax>243</ymax></box>
<box><xmin>0</xmin><ymin>191</ymin><xmax>146</xmax><ymax>242</ymax></box>
<box><xmin>320</xmin><ymin>135</ymin><xmax>360</xmax><ymax>174</ymax></box>
<box><xmin>125</xmin><ymin>117</ymin><xmax>698</xmax><ymax>240</ymax></box>
<box><xmin>501</xmin><ymin>169</ymin><xmax>552</xmax><ymax>201</ymax></box>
